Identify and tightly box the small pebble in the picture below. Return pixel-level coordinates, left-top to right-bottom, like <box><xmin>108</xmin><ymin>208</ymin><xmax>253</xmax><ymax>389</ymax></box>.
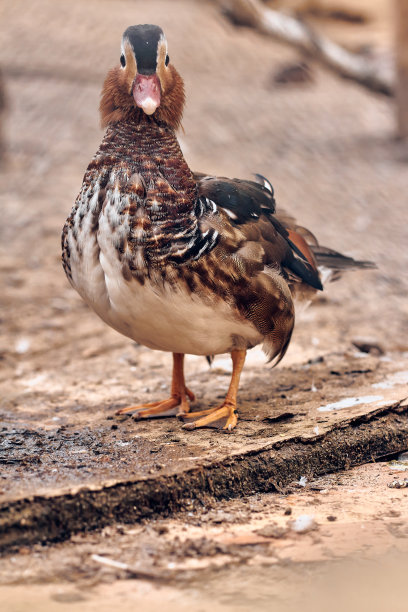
<box><xmin>388</xmin><ymin>479</ymin><xmax>408</xmax><ymax>489</ymax></box>
<box><xmin>153</xmin><ymin>524</ymin><xmax>169</xmax><ymax>535</ymax></box>
<box><xmin>273</xmin><ymin>61</ymin><xmax>313</xmax><ymax>85</ymax></box>
<box><xmin>386</xmin><ymin>509</ymin><xmax>401</xmax><ymax>517</ymax></box>
<box><xmin>51</xmin><ymin>593</ymin><xmax>86</xmax><ymax>604</ymax></box>
<box><xmin>255</xmin><ymin>523</ymin><xmax>287</xmax><ymax>538</ymax></box>
<box><xmin>351</xmin><ymin>338</ymin><xmax>384</xmax><ymax>355</ymax></box>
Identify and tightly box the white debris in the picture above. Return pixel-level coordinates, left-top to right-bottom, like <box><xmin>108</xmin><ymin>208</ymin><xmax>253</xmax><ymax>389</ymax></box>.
<box><xmin>372</xmin><ymin>381</ymin><xmax>392</xmax><ymax>390</ymax></box>
<box><xmin>290</xmin><ymin>515</ymin><xmax>317</xmax><ymax>533</ymax></box>
<box><xmin>388</xmin><ymin>461</ymin><xmax>408</xmax><ymax>472</ymax></box>
<box><xmin>398</xmin><ymin>452</ymin><xmax>408</xmax><ymax>463</ymax></box>
<box><xmin>22</xmin><ymin>373</ymin><xmax>47</xmax><ymax>388</ymax></box>
<box><xmin>15</xmin><ymin>338</ymin><xmax>30</xmax><ymax>354</ymax></box>
<box><xmin>372</xmin><ymin>370</ymin><xmax>408</xmax><ymax>390</ymax></box>
<box><xmin>318</xmin><ymin>395</ymin><xmax>383</xmax><ymax>412</ymax></box>
<box><xmin>298</xmin><ymin>476</ymin><xmax>307</xmax><ymax>487</ymax></box>
<box><xmin>313</xmin><ymin>426</ymin><xmax>320</xmax><ymax>435</ymax></box>
<box><xmin>91</xmin><ymin>554</ymin><xmax>129</xmax><ymax>570</ymax></box>
<box><xmin>388</xmin><ymin>452</ymin><xmax>408</xmax><ymax>471</ymax></box>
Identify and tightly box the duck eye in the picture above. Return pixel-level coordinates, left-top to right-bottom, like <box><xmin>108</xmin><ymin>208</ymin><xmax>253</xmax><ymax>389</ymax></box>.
<box><xmin>120</xmin><ymin>54</ymin><xmax>126</xmax><ymax>68</ymax></box>
<box><xmin>165</xmin><ymin>54</ymin><xmax>170</xmax><ymax>66</ymax></box>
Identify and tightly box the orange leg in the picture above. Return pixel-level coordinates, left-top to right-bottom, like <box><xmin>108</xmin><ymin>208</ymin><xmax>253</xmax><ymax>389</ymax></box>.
<box><xmin>182</xmin><ymin>350</ymin><xmax>246</xmax><ymax>432</ymax></box>
<box><xmin>116</xmin><ymin>353</ymin><xmax>194</xmax><ymax>418</ymax></box>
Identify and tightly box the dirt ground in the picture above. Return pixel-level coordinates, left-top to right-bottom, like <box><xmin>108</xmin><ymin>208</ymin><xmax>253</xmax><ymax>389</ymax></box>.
<box><xmin>1</xmin><ymin>0</ymin><xmax>408</xmax><ymax>609</ymax></box>
<box><xmin>1</xmin><ymin>463</ymin><xmax>408</xmax><ymax>612</ymax></box>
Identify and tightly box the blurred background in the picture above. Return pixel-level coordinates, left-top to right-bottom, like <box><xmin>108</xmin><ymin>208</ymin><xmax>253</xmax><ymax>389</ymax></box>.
<box><xmin>0</xmin><ymin>1</ymin><xmax>408</xmax><ymax>609</ymax></box>
<box><xmin>0</xmin><ymin>0</ymin><xmax>407</xmax><ymax>370</ymax></box>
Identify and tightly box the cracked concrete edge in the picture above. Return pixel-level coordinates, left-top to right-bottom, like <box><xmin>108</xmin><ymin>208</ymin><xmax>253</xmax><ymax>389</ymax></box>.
<box><xmin>1</xmin><ymin>400</ymin><xmax>407</xmax><ymax>554</ymax></box>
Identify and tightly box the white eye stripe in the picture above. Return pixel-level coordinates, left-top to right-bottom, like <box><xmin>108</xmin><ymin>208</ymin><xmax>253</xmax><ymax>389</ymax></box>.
<box><xmin>120</xmin><ymin>39</ymin><xmax>130</xmax><ymax>69</ymax></box>
<box><xmin>157</xmin><ymin>33</ymin><xmax>168</xmax><ymax>64</ymax></box>
<box><xmin>120</xmin><ymin>40</ymin><xmax>128</xmax><ymax>57</ymax></box>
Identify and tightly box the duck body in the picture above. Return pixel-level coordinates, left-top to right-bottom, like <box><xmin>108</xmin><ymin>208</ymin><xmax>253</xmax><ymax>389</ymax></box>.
<box><xmin>62</xmin><ymin>24</ymin><xmax>374</xmax><ymax>430</ymax></box>
<box><xmin>62</xmin><ymin>116</ymin><xmax>290</xmax><ymax>358</ymax></box>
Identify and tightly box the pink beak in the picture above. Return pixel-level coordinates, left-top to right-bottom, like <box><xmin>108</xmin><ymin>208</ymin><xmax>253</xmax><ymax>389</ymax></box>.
<box><xmin>133</xmin><ymin>74</ymin><xmax>161</xmax><ymax>115</ymax></box>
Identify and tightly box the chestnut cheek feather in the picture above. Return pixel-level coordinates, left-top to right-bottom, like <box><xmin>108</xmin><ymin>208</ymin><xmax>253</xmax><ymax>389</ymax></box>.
<box><xmin>133</xmin><ymin>74</ymin><xmax>161</xmax><ymax>115</ymax></box>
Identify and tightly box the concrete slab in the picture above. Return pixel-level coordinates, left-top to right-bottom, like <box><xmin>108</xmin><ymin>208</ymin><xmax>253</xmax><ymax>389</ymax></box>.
<box><xmin>1</xmin><ymin>351</ymin><xmax>407</xmax><ymax>551</ymax></box>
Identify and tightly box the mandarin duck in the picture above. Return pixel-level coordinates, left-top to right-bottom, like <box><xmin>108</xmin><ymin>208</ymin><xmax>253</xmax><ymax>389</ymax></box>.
<box><xmin>62</xmin><ymin>24</ymin><xmax>374</xmax><ymax>431</ymax></box>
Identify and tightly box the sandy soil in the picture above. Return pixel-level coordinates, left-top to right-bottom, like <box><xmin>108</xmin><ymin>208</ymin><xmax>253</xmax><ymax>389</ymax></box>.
<box><xmin>0</xmin><ymin>0</ymin><xmax>408</xmax><ymax>609</ymax></box>
<box><xmin>1</xmin><ymin>463</ymin><xmax>408</xmax><ymax>612</ymax></box>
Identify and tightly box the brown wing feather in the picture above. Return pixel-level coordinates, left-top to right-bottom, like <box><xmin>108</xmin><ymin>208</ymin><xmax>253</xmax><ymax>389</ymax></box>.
<box><xmin>194</xmin><ymin>185</ymin><xmax>296</xmax><ymax>364</ymax></box>
<box><xmin>196</xmin><ymin>174</ymin><xmax>323</xmax><ymax>290</ymax></box>
<box><xmin>275</xmin><ymin>210</ymin><xmax>376</xmax><ymax>281</ymax></box>
<box><xmin>193</xmin><ymin>173</ymin><xmax>374</xmax><ymax>363</ymax></box>
<box><xmin>286</xmin><ymin>229</ymin><xmax>318</xmax><ymax>271</ymax></box>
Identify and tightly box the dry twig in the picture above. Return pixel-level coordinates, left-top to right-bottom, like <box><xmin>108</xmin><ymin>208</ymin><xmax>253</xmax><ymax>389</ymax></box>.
<box><xmin>221</xmin><ymin>0</ymin><xmax>394</xmax><ymax>96</ymax></box>
<box><xmin>91</xmin><ymin>554</ymin><xmax>170</xmax><ymax>582</ymax></box>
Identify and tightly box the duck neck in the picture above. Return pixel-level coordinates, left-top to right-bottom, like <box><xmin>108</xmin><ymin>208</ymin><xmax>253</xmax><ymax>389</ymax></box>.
<box><xmin>103</xmin><ymin>117</ymin><xmax>197</xmax><ymax>208</ymax></box>
<box><xmin>94</xmin><ymin>117</ymin><xmax>206</xmax><ymax>271</ymax></box>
